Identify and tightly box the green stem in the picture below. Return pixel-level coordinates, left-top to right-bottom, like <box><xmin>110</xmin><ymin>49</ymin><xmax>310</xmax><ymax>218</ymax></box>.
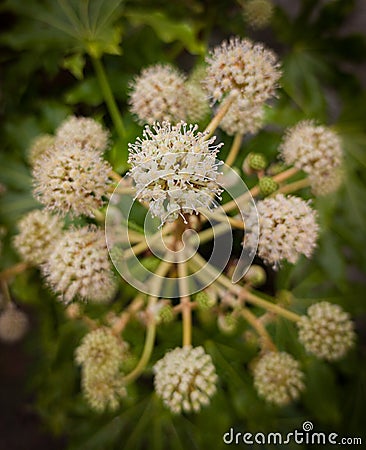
<box><xmin>91</xmin><ymin>56</ymin><xmax>126</xmax><ymax>140</ymax></box>
<box><xmin>123</xmin><ymin>299</ymin><xmax>157</xmax><ymax>384</ymax></box>
<box><xmin>241</xmin><ymin>289</ymin><xmax>302</xmax><ymax>323</ymax></box>
<box><xmin>177</xmin><ymin>260</ymin><xmax>192</xmax><ymax>347</ymax></box>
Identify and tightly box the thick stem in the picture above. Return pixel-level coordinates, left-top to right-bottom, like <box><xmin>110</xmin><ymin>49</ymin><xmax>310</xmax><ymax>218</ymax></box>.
<box><xmin>273</xmin><ymin>177</ymin><xmax>310</xmax><ymax>196</ymax></box>
<box><xmin>91</xmin><ymin>57</ymin><xmax>126</xmax><ymax>140</ymax></box>
<box><xmin>225</xmin><ymin>133</ymin><xmax>243</xmax><ymax>167</ymax></box>
<box><xmin>240</xmin><ymin>289</ymin><xmax>302</xmax><ymax>323</ymax></box>
<box><xmin>272</xmin><ymin>167</ymin><xmax>299</xmax><ymax>184</ymax></box>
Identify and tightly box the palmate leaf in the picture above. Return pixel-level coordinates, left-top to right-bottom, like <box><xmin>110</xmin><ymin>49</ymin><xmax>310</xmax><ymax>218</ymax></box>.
<box><xmin>1</xmin><ymin>0</ymin><xmax>125</xmax><ymax>67</ymax></box>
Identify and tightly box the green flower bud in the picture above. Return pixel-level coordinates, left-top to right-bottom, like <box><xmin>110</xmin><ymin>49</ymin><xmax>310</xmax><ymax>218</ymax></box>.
<box><xmin>195</xmin><ymin>291</ymin><xmax>217</xmax><ymax>310</ymax></box>
<box><xmin>244</xmin><ymin>265</ymin><xmax>267</xmax><ymax>287</ymax></box>
<box><xmin>259</xmin><ymin>176</ymin><xmax>278</xmax><ymax>196</ymax></box>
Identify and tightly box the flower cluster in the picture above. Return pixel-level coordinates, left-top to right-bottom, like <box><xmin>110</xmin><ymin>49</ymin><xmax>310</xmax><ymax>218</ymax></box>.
<box><xmin>280</xmin><ymin>121</ymin><xmax>343</xmax><ymax>195</ymax></box>
<box><xmin>28</xmin><ymin>134</ymin><xmax>55</xmax><ymax>166</ymax></box>
<box><xmin>246</xmin><ymin>194</ymin><xmax>319</xmax><ymax>267</ymax></box>
<box><xmin>298</xmin><ymin>302</ymin><xmax>355</xmax><ymax>361</ymax></box>
<box><xmin>243</xmin><ymin>0</ymin><xmax>274</xmax><ymax>29</ymax></box>
<box><xmin>0</xmin><ymin>305</ymin><xmax>29</xmax><ymax>343</ymax></box>
<box><xmin>81</xmin><ymin>370</ymin><xmax>126</xmax><ymax>412</ymax></box>
<box><xmin>128</xmin><ymin>121</ymin><xmax>223</xmax><ymax>223</ymax></box>
<box><xmin>204</xmin><ymin>37</ymin><xmax>281</xmax><ymax>108</ymax></box>
<box><xmin>13</xmin><ymin>209</ymin><xmax>63</xmax><ymax>265</ymax></box>
<box><xmin>129</xmin><ymin>64</ymin><xmax>187</xmax><ymax>124</ymax></box>
<box><xmin>219</xmin><ymin>102</ymin><xmax>264</xmax><ymax>136</ymax></box>
<box><xmin>185</xmin><ymin>80</ymin><xmax>211</xmax><ymax>123</ymax></box>
<box><xmin>33</xmin><ymin>144</ymin><xmax>112</xmax><ymax>217</ymax></box>
<box><xmin>253</xmin><ymin>351</ymin><xmax>305</xmax><ymax>406</ymax></box>
<box><xmin>153</xmin><ymin>346</ymin><xmax>217</xmax><ymax>414</ymax></box>
<box><xmin>42</xmin><ymin>226</ymin><xmax>117</xmax><ymax>303</ymax></box>
<box><xmin>75</xmin><ymin>327</ymin><xmax>128</xmax><ymax>411</ymax></box>
<box><xmin>75</xmin><ymin>327</ymin><xmax>127</xmax><ymax>377</ymax></box>
<box><xmin>55</xmin><ymin>116</ymin><xmax>109</xmax><ymax>153</ymax></box>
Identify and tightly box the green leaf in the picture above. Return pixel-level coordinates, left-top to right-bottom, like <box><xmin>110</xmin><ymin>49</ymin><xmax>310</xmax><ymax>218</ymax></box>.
<box><xmin>85</xmin><ymin>25</ymin><xmax>123</xmax><ymax>59</ymax></box>
<box><xmin>126</xmin><ymin>10</ymin><xmax>205</xmax><ymax>55</ymax></box>
<box><xmin>64</xmin><ymin>76</ymin><xmax>103</xmax><ymax>106</ymax></box>
<box><xmin>302</xmin><ymin>360</ymin><xmax>341</xmax><ymax>425</ymax></box>
<box><xmin>62</xmin><ymin>52</ymin><xmax>86</xmax><ymax>79</ymax></box>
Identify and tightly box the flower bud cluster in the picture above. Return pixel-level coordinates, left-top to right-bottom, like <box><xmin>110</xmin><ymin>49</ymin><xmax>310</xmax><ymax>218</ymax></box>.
<box><xmin>75</xmin><ymin>327</ymin><xmax>128</xmax><ymax>411</ymax></box>
<box><xmin>153</xmin><ymin>346</ymin><xmax>217</xmax><ymax>414</ymax></box>
<box><xmin>298</xmin><ymin>302</ymin><xmax>355</xmax><ymax>361</ymax></box>
<box><xmin>253</xmin><ymin>351</ymin><xmax>305</xmax><ymax>406</ymax></box>
<box><xmin>13</xmin><ymin>210</ymin><xmax>63</xmax><ymax>265</ymax></box>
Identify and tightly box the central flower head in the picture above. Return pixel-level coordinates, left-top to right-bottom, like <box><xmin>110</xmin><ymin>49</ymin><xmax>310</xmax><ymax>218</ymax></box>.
<box><xmin>128</xmin><ymin>121</ymin><xmax>223</xmax><ymax>223</ymax></box>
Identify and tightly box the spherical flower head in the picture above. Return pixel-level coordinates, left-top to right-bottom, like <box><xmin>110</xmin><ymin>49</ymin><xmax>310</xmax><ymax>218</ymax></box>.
<box><xmin>33</xmin><ymin>144</ymin><xmax>112</xmax><ymax>217</ymax></box>
<box><xmin>129</xmin><ymin>64</ymin><xmax>187</xmax><ymax>125</ymax></box>
<box><xmin>128</xmin><ymin>121</ymin><xmax>223</xmax><ymax>223</ymax></box>
<box><xmin>309</xmin><ymin>168</ymin><xmax>343</xmax><ymax>196</ymax></box>
<box><xmin>13</xmin><ymin>209</ymin><xmax>63</xmax><ymax>265</ymax></box>
<box><xmin>75</xmin><ymin>327</ymin><xmax>127</xmax><ymax>377</ymax></box>
<box><xmin>243</xmin><ymin>0</ymin><xmax>274</xmax><ymax>29</ymax></box>
<box><xmin>55</xmin><ymin>116</ymin><xmax>109</xmax><ymax>153</ymax></box>
<box><xmin>28</xmin><ymin>134</ymin><xmax>55</xmax><ymax>166</ymax></box>
<box><xmin>185</xmin><ymin>81</ymin><xmax>210</xmax><ymax>123</ymax></box>
<box><xmin>219</xmin><ymin>100</ymin><xmax>264</xmax><ymax>136</ymax></box>
<box><xmin>204</xmin><ymin>37</ymin><xmax>281</xmax><ymax>107</ymax></box>
<box><xmin>0</xmin><ymin>305</ymin><xmax>29</xmax><ymax>343</ymax></box>
<box><xmin>298</xmin><ymin>302</ymin><xmax>355</xmax><ymax>361</ymax></box>
<box><xmin>42</xmin><ymin>225</ymin><xmax>117</xmax><ymax>303</ymax></box>
<box><xmin>280</xmin><ymin>121</ymin><xmax>343</xmax><ymax>178</ymax></box>
<box><xmin>246</xmin><ymin>194</ymin><xmax>319</xmax><ymax>267</ymax></box>
<box><xmin>82</xmin><ymin>368</ymin><xmax>126</xmax><ymax>412</ymax></box>
<box><xmin>253</xmin><ymin>351</ymin><xmax>305</xmax><ymax>406</ymax></box>
<box><xmin>153</xmin><ymin>346</ymin><xmax>217</xmax><ymax>414</ymax></box>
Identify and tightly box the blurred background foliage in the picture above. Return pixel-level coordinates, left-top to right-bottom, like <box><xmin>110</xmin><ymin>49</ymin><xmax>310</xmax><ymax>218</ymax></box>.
<box><xmin>0</xmin><ymin>0</ymin><xmax>366</xmax><ymax>449</ymax></box>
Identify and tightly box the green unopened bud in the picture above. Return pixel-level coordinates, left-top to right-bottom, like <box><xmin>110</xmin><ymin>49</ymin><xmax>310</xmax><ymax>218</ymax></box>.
<box><xmin>250</xmin><ymin>152</ymin><xmax>268</xmax><ymax>170</ymax></box>
<box><xmin>195</xmin><ymin>291</ymin><xmax>217</xmax><ymax>310</ymax></box>
<box><xmin>244</xmin><ymin>265</ymin><xmax>267</xmax><ymax>287</ymax></box>
<box><xmin>277</xmin><ymin>290</ymin><xmax>293</xmax><ymax>306</ymax></box>
<box><xmin>217</xmin><ymin>313</ymin><xmax>237</xmax><ymax>334</ymax></box>
<box><xmin>259</xmin><ymin>176</ymin><xmax>278</xmax><ymax>196</ymax></box>
<box><xmin>267</xmin><ymin>162</ymin><xmax>286</xmax><ymax>176</ymax></box>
